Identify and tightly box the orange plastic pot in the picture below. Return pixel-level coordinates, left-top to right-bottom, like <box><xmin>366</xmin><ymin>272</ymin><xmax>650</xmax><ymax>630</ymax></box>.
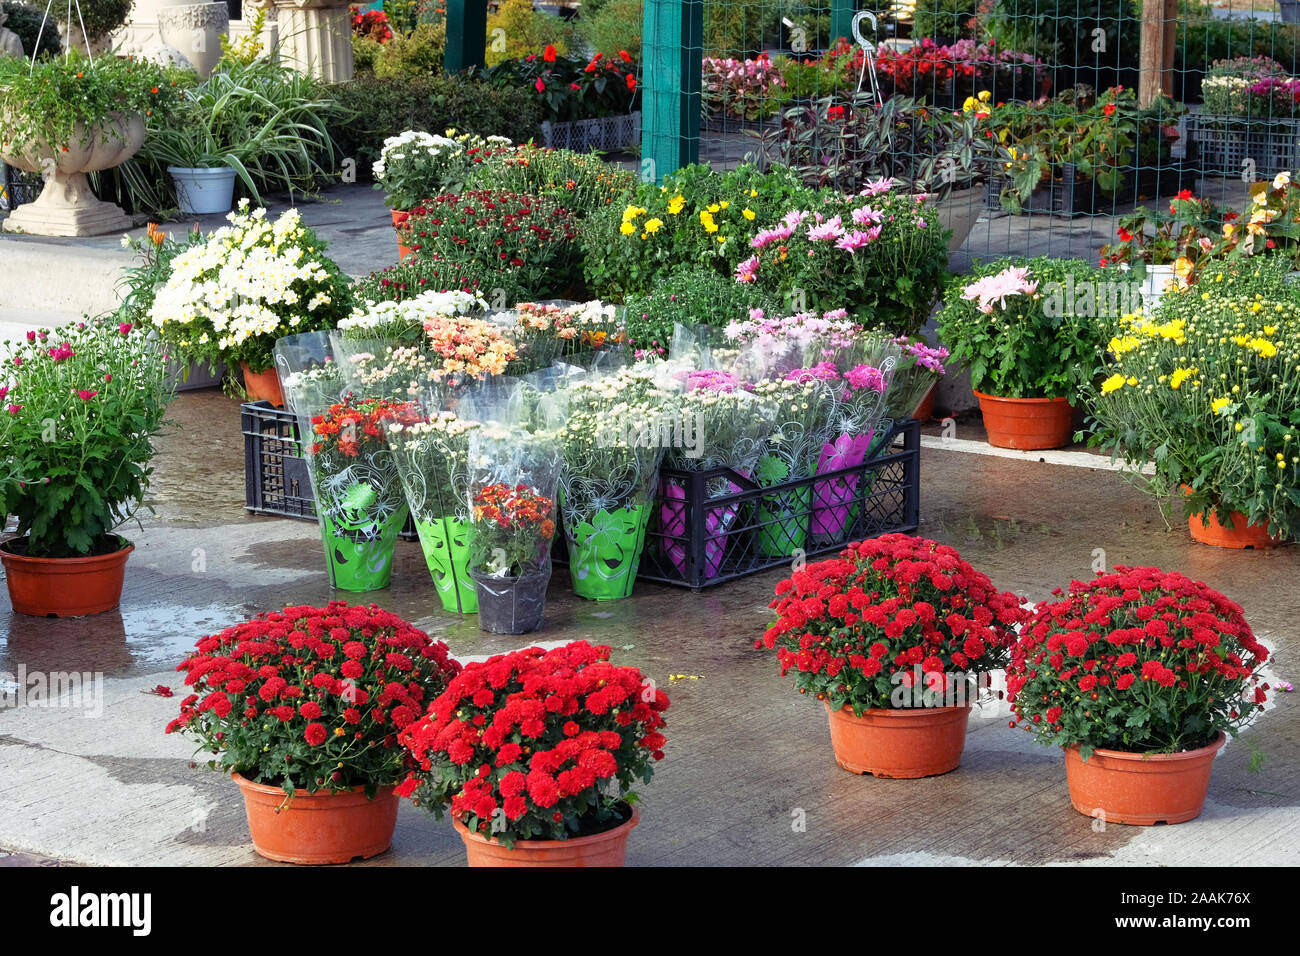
<box><xmin>0</xmin><ymin>536</ymin><xmax>133</xmax><ymax>617</ymax></box>
<box><xmin>973</xmin><ymin>391</ymin><xmax>1074</xmax><ymax>450</ymax></box>
<box><xmin>824</xmin><ymin>702</ymin><xmax>971</xmax><ymax>778</ymax></box>
<box><xmin>392</xmin><ymin>208</ymin><xmax>413</xmax><ymax>260</ymax></box>
<box><xmin>233</xmin><ymin>773</ymin><xmax>399</xmax><ymax>864</ymax></box>
<box><xmin>240</xmin><ymin>362</ymin><xmax>284</xmax><ymax>408</ymax></box>
<box><xmin>910</xmin><ymin>383</ymin><xmax>937</xmax><ymax>423</ymax></box>
<box><xmin>1177</xmin><ymin>487</ymin><xmax>1282</xmax><ymax>549</ymax></box>
<box><xmin>453</xmin><ymin>805</ymin><xmax>639</xmax><ymax>867</ymax></box>
<box><xmin>1062</xmin><ymin>733</ymin><xmax>1224</xmax><ymax>826</ymax></box>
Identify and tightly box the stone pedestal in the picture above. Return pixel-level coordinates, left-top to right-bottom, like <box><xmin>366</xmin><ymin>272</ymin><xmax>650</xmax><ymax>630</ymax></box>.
<box><xmin>247</xmin><ymin>0</ymin><xmax>352</xmax><ymax>83</ymax></box>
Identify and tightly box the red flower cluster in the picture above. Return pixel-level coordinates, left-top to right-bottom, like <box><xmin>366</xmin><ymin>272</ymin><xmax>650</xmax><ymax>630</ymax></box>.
<box><xmin>310</xmin><ymin>396</ymin><xmax>419</xmax><ymax>458</ymax></box>
<box><xmin>397</xmin><ymin>641</ymin><xmax>668</xmax><ymax>846</ymax></box>
<box><xmin>875</xmin><ymin>39</ymin><xmax>971</xmax><ymax>96</ymax></box>
<box><xmin>473</xmin><ymin>483</ymin><xmax>555</xmax><ymax>538</ymax></box>
<box><xmin>166</xmin><ymin>602</ymin><xmax>461</xmax><ymax>795</ymax></box>
<box><xmin>350</xmin><ymin>7</ymin><xmax>392</xmax><ymax>43</ymax></box>
<box><xmin>1008</xmin><ymin>566</ymin><xmax>1269</xmax><ymax>755</ymax></box>
<box><xmin>759</xmin><ymin>534</ymin><xmax>1028</xmax><ymax>714</ymax></box>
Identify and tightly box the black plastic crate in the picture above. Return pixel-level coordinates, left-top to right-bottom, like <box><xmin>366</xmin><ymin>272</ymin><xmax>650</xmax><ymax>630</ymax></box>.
<box><xmin>242</xmin><ymin>401</ymin><xmax>417</xmax><ymax>540</ymax></box>
<box><xmin>637</xmin><ymin>419</ymin><xmax>921</xmax><ymax>589</ymax></box>
<box><xmin>1186</xmin><ymin>114</ymin><xmax>1300</xmax><ymax>179</ymax></box>
<box><xmin>984</xmin><ymin>160</ymin><xmax>1189</xmax><ymax>217</ymax></box>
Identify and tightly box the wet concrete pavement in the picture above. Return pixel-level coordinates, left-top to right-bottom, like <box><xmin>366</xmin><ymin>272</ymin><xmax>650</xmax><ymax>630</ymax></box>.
<box><xmin>0</xmin><ymin>390</ymin><xmax>1295</xmax><ymax>866</ymax></box>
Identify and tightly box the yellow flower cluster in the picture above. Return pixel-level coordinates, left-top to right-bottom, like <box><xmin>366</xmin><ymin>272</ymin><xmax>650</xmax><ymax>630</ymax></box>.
<box><xmin>620</xmin><ymin>188</ymin><xmax>759</xmax><ymax>245</ymax></box>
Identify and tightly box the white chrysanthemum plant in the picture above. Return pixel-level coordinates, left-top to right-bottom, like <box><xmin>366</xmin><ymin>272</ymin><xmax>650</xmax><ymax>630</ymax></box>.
<box><xmin>338</xmin><ymin>289</ymin><xmax>490</xmax><ymax>341</ymax></box>
<box><xmin>147</xmin><ymin>200</ymin><xmax>353</xmax><ymax>380</ymax></box>
<box><xmin>372</xmin><ymin>129</ymin><xmax>498</xmax><ymax>211</ymax></box>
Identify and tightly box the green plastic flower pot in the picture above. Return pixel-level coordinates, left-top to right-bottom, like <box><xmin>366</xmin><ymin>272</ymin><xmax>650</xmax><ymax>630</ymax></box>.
<box><xmin>564</xmin><ymin>503</ymin><xmax>651</xmax><ymax>601</ymax></box>
<box><xmin>414</xmin><ymin>515</ymin><xmax>478</xmax><ymax>613</ymax></box>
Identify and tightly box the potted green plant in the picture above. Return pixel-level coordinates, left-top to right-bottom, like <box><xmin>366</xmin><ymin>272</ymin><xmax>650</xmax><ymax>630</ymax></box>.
<box><xmin>1008</xmin><ymin>566</ymin><xmax>1270</xmax><ymax>825</ymax></box>
<box><xmin>0</xmin><ymin>317</ymin><xmax>170</xmax><ymax>616</ymax></box>
<box><xmin>166</xmin><ymin>601</ymin><xmax>461</xmax><ymax>864</ymax></box>
<box><xmin>759</xmin><ymin>534</ymin><xmax>1028</xmax><ymax>778</ymax></box>
<box><xmin>397</xmin><ymin>640</ymin><xmax>669</xmax><ymax>867</ymax></box>
<box><xmin>0</xmin><ymin>51</ymin><xmax>174</xmax><ymax>236</ymax></box>
<box><xmin>1086</xmin><ymin>258</ymin><xmax>1300</xmax><ymax>546</ymax></box>
<box><xmin>1098</xmin><ymin>190</ymin><xmax>1225</xmax><ymax>308</ymax></box>
<box><xmin>936</xmin><ymin>256</ymin><xmax>1110</xmax><ymax>449</ymax></box>
<box><xmin>146</xmin><ymin>200</ymin><xmax>354</xmax><ymax>405</ymax></box>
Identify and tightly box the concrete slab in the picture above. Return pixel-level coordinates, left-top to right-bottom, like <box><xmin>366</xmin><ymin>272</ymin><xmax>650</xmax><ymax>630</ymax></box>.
<box><xmin>0</xmin><ymin>390</ymin><xmax>1294</xmax><ymax>867</ymax></box>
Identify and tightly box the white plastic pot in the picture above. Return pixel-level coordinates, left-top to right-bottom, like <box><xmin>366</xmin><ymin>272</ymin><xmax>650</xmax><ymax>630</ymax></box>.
<box><xmin>168</xmin><ymin>166</ymin><xmax>237</xmax><ymax>215</ymax></box>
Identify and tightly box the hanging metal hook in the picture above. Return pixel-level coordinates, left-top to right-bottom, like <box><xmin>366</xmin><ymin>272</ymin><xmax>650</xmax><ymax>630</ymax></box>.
<box><xmin>852</xmin><ymin>11</ymin><xmax>883</xmax><ymax>107</ymax></box>
<box><xmin>29</xmin><ymin>0</ymin><xmax>95</xmax><ymax>75</ymax></box>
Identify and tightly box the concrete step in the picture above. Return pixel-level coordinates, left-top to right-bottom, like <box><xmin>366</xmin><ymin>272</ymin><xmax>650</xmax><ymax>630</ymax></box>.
<box><xmin>0</xmin><ymin>232</ymin><xmax>134</xmax><ymax>315</ymax></box>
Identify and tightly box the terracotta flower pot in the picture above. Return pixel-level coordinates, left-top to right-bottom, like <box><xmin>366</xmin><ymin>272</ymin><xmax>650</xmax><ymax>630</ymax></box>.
<box><xmin>0</xmin><ymin>536</ymin><xmax>133</xmax><ymax>617</ymax></box>
<box><xmin>911</xmin><ymin>383</ymin><xmax>937</xmax><ymax>423</ymax></box>
<box><xmin>233</xmin><ymin>773</ymin><xmax>399</xmax><ymax>864</ymax></box>
<box><xmin>1062</xmin><ymin>733</ymin><xmax>1225</xmax><ymax>826</ymax></box>
<box><xmin>1178</xmin><ymin>487</ymin><xmax>1282</xmax><ymax>549</ymax></box>
<box><xmin>824</xmin><ymin>702</ymin><xmax>971</xmax><ymax>778</ymax></box>
<box><xmin>241</xmin><ymin>361</ymin><xmax>285</xmax><ymax>408</ymax></box>
<box><xmin>973</xmin><ymin>391</ymin><xmax>1074</xmax><ymax>450</ymax></box>
<box><xmin>453</xmin><ymin>805</ymin><xmax>639</xmax><ymax>867</ymax></box>
<box><xmin>391</xmin><ymin>208</ymin><xmax>413</xmax><ymax>260</ymax></box>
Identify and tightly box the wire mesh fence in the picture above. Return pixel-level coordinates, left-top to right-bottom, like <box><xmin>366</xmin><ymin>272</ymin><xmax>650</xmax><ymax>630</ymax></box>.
<box><xmin>640</xmin><ymin>0</ymin><xmax>1300</xmax><ymax>269</ymax></box>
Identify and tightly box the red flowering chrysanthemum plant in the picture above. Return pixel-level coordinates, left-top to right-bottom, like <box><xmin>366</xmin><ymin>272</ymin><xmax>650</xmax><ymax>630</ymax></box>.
<box><xmin>166</xmin><ymin>602</ymin><xmax>461</xmax><ymax>798</ymax></box>
<box><xmin>397</xmin><ymin>641</ymin><xmax>669</xmax><ymax>847</ymax></box>
<box><xmin>1008</xmin><ymin>566</ymin><xmax>1271</xmax><ymax>760</ymax></box>
<box><xmin>759</xmin><ymin>534</ymin><xmax>1029</xmax><ymax>714</ymax></box>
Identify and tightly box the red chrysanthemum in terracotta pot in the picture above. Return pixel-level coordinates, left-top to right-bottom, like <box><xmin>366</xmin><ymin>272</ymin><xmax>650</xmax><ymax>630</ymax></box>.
<box><xmin>1008</xmin><ymin>566</ymin><xmax>1271</xmax><ymax>825</ymax></box>
<box><xmin>759</xmin><ymin>533</ymin><xmax>1029</xmax><ymax>778</ymax></box>
<box><xmin>397</xmin><ymin>640</ymin><xmax>669</xmax><ymax>866</ymax></box>
<box><xmin>166</xmin><ymin>601</ymin><xmax>460</xmax><ymax>863</ymax></box>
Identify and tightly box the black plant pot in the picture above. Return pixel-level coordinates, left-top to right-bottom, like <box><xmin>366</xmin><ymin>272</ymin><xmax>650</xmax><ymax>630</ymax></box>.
<box><xmin>471</xmin><ymin>568</ymin><xmax>550</xmax><ymax>635</ymax></box>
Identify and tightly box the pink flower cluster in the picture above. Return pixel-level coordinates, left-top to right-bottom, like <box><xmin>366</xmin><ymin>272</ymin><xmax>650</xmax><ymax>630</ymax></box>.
<box><xmin>961</xmin><ymin>266</ymin><xmax>1038</xmax><ymax>315</ymax></box>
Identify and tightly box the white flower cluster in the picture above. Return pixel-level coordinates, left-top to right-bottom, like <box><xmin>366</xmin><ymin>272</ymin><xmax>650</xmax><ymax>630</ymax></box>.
<box><xmin>341</xmin><ymin>289</ymin><xmax>489</xmax><ymax>334</ymax></box>
<box><xmin>372</xmin><ymin>130</ymin><xmax>460</xmax><ymax>180</ymax></box>
<box><xmin>148</xmin><ymin>201</ymin><xmax>333</xmax><ymax>351</ymax></box>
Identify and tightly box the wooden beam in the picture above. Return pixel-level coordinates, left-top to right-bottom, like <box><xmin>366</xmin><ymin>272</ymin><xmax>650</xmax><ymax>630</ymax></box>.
<box><xmin>1139</xmin><ymin>0</ymin><xmax>1176</xmax><ymax>106</ymax></box>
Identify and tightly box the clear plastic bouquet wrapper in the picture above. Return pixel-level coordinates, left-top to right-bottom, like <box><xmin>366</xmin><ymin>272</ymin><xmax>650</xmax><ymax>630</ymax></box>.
<box><xmin>807</xmin><ymin>337</ymin><xmax>901</xmax><ymax>545</ymax></box>
<box><xmin>548</xmin><ymin>364</ymin><xmax>682</xmax><ymax>601</ymax></box>
<box><xmin>330</xmin><ymin>290</ymin><xmax>501</xmax><ymax>403</ymax></box>
<box><xmin>748</xmin><ymin>375</ymin><xmax>842</xmax><ymax>559</ymax></box>
<box><xmin>720</xmin><ymin>307</ymin><xmax>862</xmax><ymax>380</ymax></box>
<box><xmin>884</xmin><ymin>334</ymin><xmax>949</xmax><ymax>421</ymax></box>
<box><xmin>466</xmin><ymin>424</ymin><xmax>563</xmax><ymax>634</ymax></box>
<box><xmin>657</xmin><ymin>367</ymin><xmax>780</xmax><ymax>581</ymax></box>
<box><xmin>487</xmin><ymin>299</ymin><xmax>620</xmax><ymax>375</ymax></box>
<box><xmin>275</xmin><ymin>331</ymin><xmax>414</xmax><ymax>591</ymax></box>
<box><xmin>387</xmin><ymin>408</ymin><xmax>482</xmax><ymax>614</ymax></box>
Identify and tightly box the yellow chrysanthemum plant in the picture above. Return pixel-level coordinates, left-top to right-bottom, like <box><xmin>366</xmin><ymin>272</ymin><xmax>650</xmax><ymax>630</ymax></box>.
<box><xmin>1087</xmin><ymin>258</ymin><xmax>1300</xmax><ymax>540</ymax></box>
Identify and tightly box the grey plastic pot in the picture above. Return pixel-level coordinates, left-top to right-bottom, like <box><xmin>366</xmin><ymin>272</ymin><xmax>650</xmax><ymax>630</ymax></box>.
<box><xmin>168</xmin><ymin>166</ymin><xmax>237</xmax><ymax>215</ymax></box>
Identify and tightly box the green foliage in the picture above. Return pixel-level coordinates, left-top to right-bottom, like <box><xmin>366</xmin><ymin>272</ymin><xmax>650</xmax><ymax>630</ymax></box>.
<box><xmin>478</xmin><ymin>49</ymin><xmax>639</xmax><ymax>123</ymax></box>
<box><xmin>485</xmin><ymin>0</ymin><xmax>573</xmax><ymax>65</ymax></box>
<box><xmin>983</xmin><ymin>0</ymin><xmax>1140</xmax><ymax>68</ymax></box>
<box><xmin>0</xmin><ymin>0</ymin><xmax>61</xmax><ymax>57</ymax></box>
<box><xmin>621</xmin><ymin>266</ymin><xmax>779</xmax><ymax>358</ymax></box>
<box><xmin>466</xmin><ymin>144</ymin><xmax>636</xmax><ymax>218</ymax></box>
<box><xmin>327</xmin><ymin>74</ymin><xmax>543</xmax><ymax>173</ymax></box>
<box><xmin>60</xmin><ymin>0</ymin><xmax>133</xmax><ymax>42</ymax></box>
<box><xmin>704</xmin><ymin>0</ymin><xmax>781</xmax><ymax>57</ymax></box>
<box><xmin>0</xmin><ymin>52</ymin><xmax>177</xmax><ymax>155</ymax></box>
<box><xmin>576</xmin><ymin>0</ymin><xmax>643</xmax><ymax>61</ymax></box>
<box><xmin>0</xmin><ymin>317</ymin><xmax>171</xmax><ymax>558</ymax></box>
<box><xmin>136</xmin><ymin>59</ymin><xmax>348</xmax><ymax>205</ymax></box>
<box><xmin>936</xmin><ymin>256</ymin><xmax>1110</xmax><ymax>398</ymax></box>
<box><xmin>370</xmin><ymin>20</ymin><xmax>446</xmax><ymax>77</ymax></box>
<box><xmin>353</xmin><ymin>257</ymin><xmax>527</xmax><ymax>306</ymax></box>
<box><xmin>912</xmin><ymin>0</ymin><xmax>981</xmax><ymax>40</ymax></box>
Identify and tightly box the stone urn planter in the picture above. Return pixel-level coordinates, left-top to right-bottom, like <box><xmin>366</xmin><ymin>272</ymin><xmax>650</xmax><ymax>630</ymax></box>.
<box><xmin>157</xmin><ymin>1</ymin><xmax>230</xmax><ymax>78</ymax></box>
<box><xmin>0</xmin><ymin>113</ymin><xmax>146</xmax><ymax>237</ymax></box>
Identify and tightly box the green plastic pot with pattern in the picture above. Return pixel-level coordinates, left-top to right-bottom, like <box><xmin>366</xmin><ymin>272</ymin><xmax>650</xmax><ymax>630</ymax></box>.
<box><xmin>563</xmin><ymin>502</ymin><xmax>652</xmax><ymax>601</ymax></box>
<box><xmin>414</xmin><ymin>515</ymin><xmax>478</xmax><ymax>613</ymax></box>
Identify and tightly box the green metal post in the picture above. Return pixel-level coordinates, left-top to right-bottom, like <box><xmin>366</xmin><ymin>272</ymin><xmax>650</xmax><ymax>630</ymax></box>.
<box><xmin>641</xmin><ymin>0</ymin><xmax>703</xmax><ymax>184</ymax></box>
<box><xmin>830</xmin><ymin>0</ymin><xmax>857</xmax><ymax>45</ymax></box>
<box><xmin>444</xmin><ymin>0</ymin><xmax>488</xmax><ymax>74</ymax></box>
